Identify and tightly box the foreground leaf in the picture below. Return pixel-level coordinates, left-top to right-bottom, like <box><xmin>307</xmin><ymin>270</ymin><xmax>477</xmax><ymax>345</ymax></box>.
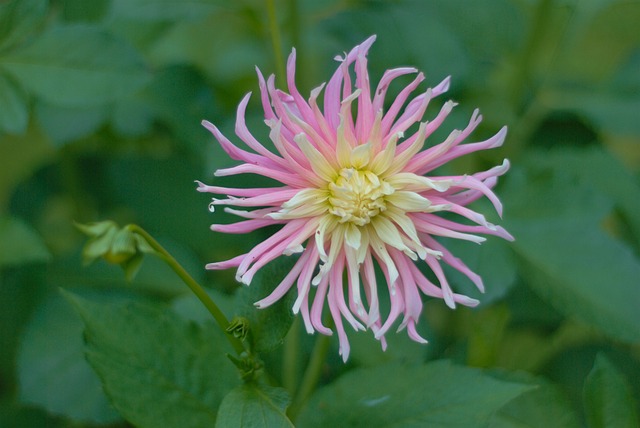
<box><xmin>489</xmin><ymin>371</ymin><xmax>580</xmax><ymax>428</ymax></box>
<box><xmin>583</xmin><ymin>354</ymin><xmax>639</xmax><ymax>428</ymax></box>
<box><xmin>64</xmin><ymin>291</ymin><xmax>240</xmax><ymax>428</ymax></box>
<box><xmin>18</xmin><ymin>292</ymin><xmax>120</xmax><ymax>424</ymax></box>
<box><xmin>216</xmin><ymin>384</ymin><xmax>293</xmax><ymax>428</ymax></box>
<box><xmin>297</xmin><ymin>360</ymin><xmax>532</xmax><ymax>428</ymax></box>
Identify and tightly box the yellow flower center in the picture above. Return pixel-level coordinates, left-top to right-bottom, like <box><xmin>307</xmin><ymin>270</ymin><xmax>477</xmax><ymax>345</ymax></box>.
<box><xmin>328</xmin><ymin>168</ymin><xmax>395</xmax><ymax>226</ymax></box>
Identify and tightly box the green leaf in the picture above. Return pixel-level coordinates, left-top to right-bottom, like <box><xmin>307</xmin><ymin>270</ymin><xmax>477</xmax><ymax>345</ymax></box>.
<box><xmin>35</xmin><ymin>101</ymin><xmax>108</xmax><ymax>146</ymax></box>
<box><xmin>0</xmin><ymin>216</ymin><xmax>50</xmax><ymax>267</ymax></box>
<box><xmin>297</xmin><ymin>360</ymin><xmax>532</xmax><ymax>428</ymax></box>
<box><xmin>504</xmin><ymin>152</ymin><xmax>640</xmax><ymax>344</ymax></box>
<box><xmin>0</xmin><ymin>71</ymin><xmax>27</xmax><ymax>134</ymax></box>
<box><xmin>1</xmin><ymin>25</ymin><xmax>151</xmax><ymax>107</ymax></box>
<box><xmin>17</xmin><ymin>292</ymin><xmax>121</xmax><ymax>424</ymax></box>
<box><xmin>64</xmin><ymin>291</ymin><xmax>240</xmax><ymax>428</ymax></box>
<box><xmin>111</xmin><ymin>93</ymin><xmax>155</xmax><ymax>137</ymax></box>
<box><xmin>584</xmin><ymin>354</ymin><xmax>639</xmax><ymax>428</ymax></box>
<box><xmin>489</xmin><ymin>372</ymin><xmax>580</xmax><ymax>428</ymax></box>
<box><xmin>216</xmin><ymin>384</ymin><xmax>293</xmax><ymax>428</ymax></box>
<box><xmin>235</xmin><ymin>255</ymin><xmax>297</xmax><ymax>353</ymax></box>
<box><xmin>0</xmin><ymin>0</ymin><xmax>48</xmax><ymax>52</ymax></box>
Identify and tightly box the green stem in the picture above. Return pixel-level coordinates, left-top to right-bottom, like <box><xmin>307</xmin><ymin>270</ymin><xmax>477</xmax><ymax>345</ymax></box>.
<box><xmin>508</xmin><ymin>0</ymin><xmax>553</xmax><ymax>109</ymax></box>
<box><xmin>288</xmin><ymin>333</ymin><xmax>331</xmax><ymax>421</ymax></box>
<box><xmin>126</xmin><ymin>224</ymin><xmax>246</xmax><ymax>355</ymax></box>
<box><xmin>266</xmin><ymin>0</ymin><xmax>286</xmax><ymax>81</ymax></box>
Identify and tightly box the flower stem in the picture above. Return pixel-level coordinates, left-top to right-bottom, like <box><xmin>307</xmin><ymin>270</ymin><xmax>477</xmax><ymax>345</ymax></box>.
<box><xmin>266</xmin><ymin>0</ymin><xmax>286</xmax><ymax>81</ymax></box>
<box><xmin>288</xmin><ymin>332</ymin><xmax>331</xmax><ymax>421</ymax></box>
<box><xmin>508</xmin><ymin>0</ymin><xmax>553</xmax><ymax>109</ymax></box>
<box><xmin>125</xmin><ymin>224</ymin><xmax>246</xmax><ymax>355</ymax></box>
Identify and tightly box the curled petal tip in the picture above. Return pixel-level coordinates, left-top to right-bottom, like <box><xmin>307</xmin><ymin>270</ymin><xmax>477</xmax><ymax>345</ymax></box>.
<box><xmin>201</xmin><ymin>120</ymin><xmax>216</xmax><ymax>133</ymax></box>
<box><xmin>432</xmin><ymin>76</ymin><xmax>451</xmax><ymax>96</ymax></box>
<box><xmin>491</xmin><ymin>126</ymin><xmax>508</xmax><ymax>148</ymax></box>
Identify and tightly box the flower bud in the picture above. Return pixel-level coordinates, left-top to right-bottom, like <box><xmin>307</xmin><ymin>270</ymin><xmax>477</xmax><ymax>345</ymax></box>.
<box><xmin>76</xmin><ymin>221</ymin><xmax>154</xmax><ymax>280</ymax></box>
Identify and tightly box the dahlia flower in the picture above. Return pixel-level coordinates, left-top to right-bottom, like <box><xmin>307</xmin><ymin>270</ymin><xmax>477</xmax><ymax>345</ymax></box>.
<box><xmin>197</xmin><ymin>36</ymin><xmax>512</xmax><ymax>361</ymax></box>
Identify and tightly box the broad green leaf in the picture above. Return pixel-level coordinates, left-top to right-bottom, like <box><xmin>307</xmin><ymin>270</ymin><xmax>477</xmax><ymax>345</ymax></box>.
<box><xmin>17</xmin><ymin>292</ymin><xmax>121</xmax><ymax>424</ymax></box>
<box><xmin>64</xmin><ymin>291</ymin><xmax>240</xmax><ymax>428</ymax></box>
<box><xmin>1</xmin><ymin>25</ymin><xmax>151</xmax><ymax>107</ymax></box>
<box><xmin>111</xmin><ymin>0</ymin><xmax>225</xmax><ymax>22</ymax></box>
<box><xmin>216</xmin><ymin>384</ymin><xmax>293</xmax><ymax>428</ymax></box>
<box><xmin>297</xmin><ymin>360</ymin><xmax>532</xmax><ymax>428</ymax></box>
<box><xmin>35</xmin><ymin>102</ymin><xmax>108</xmax><ymax>146</ymax></box>
<box><xmin>0</xmin><ymin>0</ymin><xmax>48</xmax><ymax>52</ymax></box>
<box><xmin>489</xmin><ymin>372</ymin><xmax>580</xmax><ymax>428</ymax></box>
<box><xmin>235</xmin><ymin>256</ymin><xmax>297</xmax><ymax>353</ymax></box>
<box><xmin>584</xmin><ymin>354</ymin><xmax>639</xmax><ymax>428</ymax></box>
<box><xmin>0</xmin><ymin>71</ymin><xmax>27</xmax><ymax>134</ymax></box>
<box><xmin>0</xmin><ymin>216</ymin><xmax>50</xmax><ymax>267</ymax></box>
<box><xmin>111</xmin><ymin>93</ymin><xmax>155</xmax><ymax>137</ymax></box>
<box><xmin>504</xmin><ymin>153</ymin><xmax>640</xmax><ymax>343</ymax></box>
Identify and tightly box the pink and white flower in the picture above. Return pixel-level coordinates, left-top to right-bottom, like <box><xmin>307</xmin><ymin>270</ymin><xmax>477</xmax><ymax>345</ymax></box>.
<box><xmin>197</xmin><ymin>36</ymin><xmax>512</xmax><ymax>361</ymax></box>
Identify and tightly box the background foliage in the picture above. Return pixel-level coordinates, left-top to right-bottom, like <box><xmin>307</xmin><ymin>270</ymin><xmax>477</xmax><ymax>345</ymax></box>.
<box><xmin>1</xmin><ymin>0</ymin><xmax>639</xmax><ymax>426</ymax></box>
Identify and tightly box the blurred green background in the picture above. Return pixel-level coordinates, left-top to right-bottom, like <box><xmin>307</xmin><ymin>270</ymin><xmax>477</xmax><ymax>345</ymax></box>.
<box><xmin>1</xmin><ymin>0</ymin><xmax>639</xmax><ymax>426</ymax></box>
